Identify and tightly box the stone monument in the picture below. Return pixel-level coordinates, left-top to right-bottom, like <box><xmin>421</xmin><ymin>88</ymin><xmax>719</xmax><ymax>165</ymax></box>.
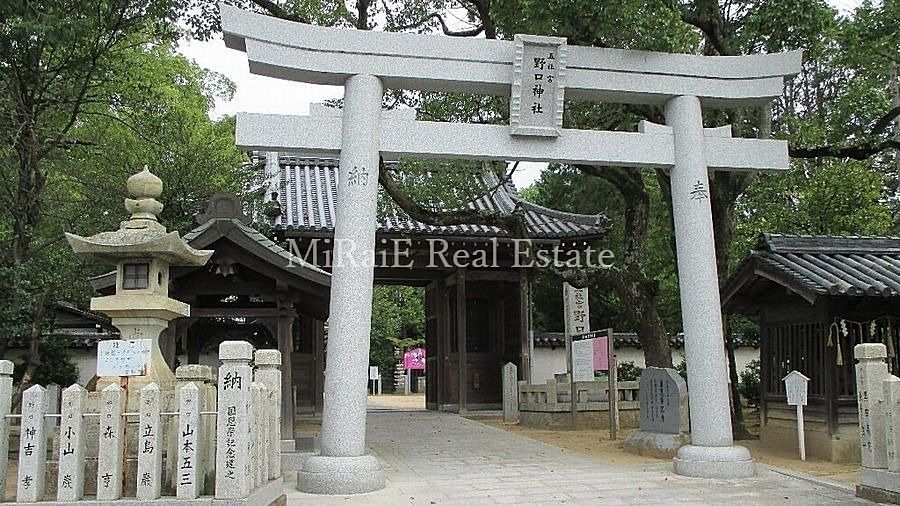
<box><xmin>854</xmin><ymin>343</ymin><xmax>900</xmax><ymax>503</ymax></box>
<box><xmin>624</xmin><ymin>367</ymin><xmax>690</xmax><ymax>458</ymax></box>
<box><xmin>222</xmin><ymin>5</ymin><xmax>801</xmax><ymax>486</ymax></box>
<box><xmin>65</xmin><ymin>167</ymin><xmax>212</xmax><ymax>393</ymax></box>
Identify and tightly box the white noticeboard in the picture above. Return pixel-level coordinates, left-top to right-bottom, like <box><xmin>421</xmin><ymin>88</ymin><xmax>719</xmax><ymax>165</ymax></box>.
<box><xmin>783</xmin><ymin>370</ymin><xmax>810</xmax><ymax>461</ymax></box>
<box><xmin>369</xmin><ymin>366</ymin><xmax>379</xmax><ymax>381</ymax></box>
<box><xmin>96</xmin><ymin>339</ymin><xmax>151</xmax><ymax>377</ymax></box>
<box><xmin>571</xmin><ymin>338</ymin><xmax>595</xmax><ymax>382</ymax></box>
<box><xmin>784</xmin><ymin>370</ymin><xmax>809</xmax><ymax>406</ymax></box>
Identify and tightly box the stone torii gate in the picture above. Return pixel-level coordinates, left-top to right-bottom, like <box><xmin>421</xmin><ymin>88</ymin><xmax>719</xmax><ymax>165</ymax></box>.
<box><xmin>222</xmin><ymin>4</ymin><xmax>801</xmax><ymax>493</ymax></box>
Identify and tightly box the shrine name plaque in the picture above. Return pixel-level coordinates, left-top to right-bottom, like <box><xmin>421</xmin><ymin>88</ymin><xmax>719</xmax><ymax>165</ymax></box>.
<box><xmin>510</xmin><ymin>34</ymin><xmax>567</xmax><ymax>137</ymax></box>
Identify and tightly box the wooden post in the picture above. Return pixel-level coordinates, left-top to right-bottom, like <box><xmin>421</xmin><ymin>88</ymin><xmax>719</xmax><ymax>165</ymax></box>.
<box><xmin>456</xmin><ymin>268</ymin><xmax>467</xmax><ymax>414</ymax></box>
<box><xmin>608</xmin><ymin>329</ymin><xmax>619</xmax><ymax>441</ymax></box>
<box><xmin>796</xmin><ymin>404</ymin><xmax>806</xmax><ymax>461</ymax></box>
<box><xmin>566</xmin><ymin>331</ymin><xmax>576</xmax><ymax>428</ymax></box>
<box><xmin>519</xmin><ymin>269</ymin><xmax>531</xmax><ymax>383</ymax></box>
<box><xmin>276</xmin><ymin>306</ymin><xmax>295</xmax><ymax>439</ymax></box>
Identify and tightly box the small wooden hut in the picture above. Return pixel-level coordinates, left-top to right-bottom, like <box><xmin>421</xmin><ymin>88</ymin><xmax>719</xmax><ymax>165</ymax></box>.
<box><xmin>723</xmin><ymin>234</ymin><xmax>900</xmax><ymax>462</ymax></box>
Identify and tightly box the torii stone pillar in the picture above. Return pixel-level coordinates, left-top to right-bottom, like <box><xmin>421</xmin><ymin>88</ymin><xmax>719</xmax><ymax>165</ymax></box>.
<box><xmin>666</xmin><ymin>96</ymin><xmax>754</xmax><ymax>477</ymax></box>
<box><xmin>297</xmin><ymin>74</ymin><xmax>386</xmax><ymax>494</ymax></box>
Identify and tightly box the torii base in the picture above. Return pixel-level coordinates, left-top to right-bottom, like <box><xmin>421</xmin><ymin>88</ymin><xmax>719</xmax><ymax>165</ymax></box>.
<box><xmin>297</xmin><ymin>454</ymin><xmax>385</xmax><ymax>495</ymax></box>
<box><xmin>673</xmin><ymin>444</ymin><xmax>756</xmax><ymax>479</ymax></box>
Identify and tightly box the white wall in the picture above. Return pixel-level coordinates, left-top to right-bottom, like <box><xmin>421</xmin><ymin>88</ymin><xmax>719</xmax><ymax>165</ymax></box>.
<box><xmin>530</xmin><ymin>345</ymin><xmax>759</xmax><ymax>384</ymax></box>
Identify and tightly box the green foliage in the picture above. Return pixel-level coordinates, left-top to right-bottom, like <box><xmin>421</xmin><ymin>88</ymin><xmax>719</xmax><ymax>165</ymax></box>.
<box><xmin>13</xmin><ymin>337</ymin><xmax>79</xmax><ymax>387</ymax></box>
<box><xmin>731</xmin><ymin>161</ymin><xmax>893</xmax><ymax>264</ymax></box>
<box><xmin>738</xmin><ymin>359</ymin><xmax>761</xmax><ymax>407</ymax></box>
<box><xmin>522</xmin><ymin>166</ymin><xmax>680</xmax><ymax>333</ymax></box>
<box><xmin>617</xmin><ymin>361</ymin><xmax>643</xmax><ymax>382</ymax></box>
<box><xmin>675</xmin><ymin>360</ymin><xmax>688</xmax><ymax>383</ymax></box>
<box><xmin>369</xmin><ymin>286</ymin><xmax>426</xmax><ymax>387</ymax></box>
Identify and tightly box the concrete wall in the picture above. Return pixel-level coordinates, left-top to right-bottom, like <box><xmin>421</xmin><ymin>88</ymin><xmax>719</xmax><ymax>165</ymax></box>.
<box><xmin>530</xmin><ymin>345</ymin><xmax>759</xmax><ymax>385</ymax></box>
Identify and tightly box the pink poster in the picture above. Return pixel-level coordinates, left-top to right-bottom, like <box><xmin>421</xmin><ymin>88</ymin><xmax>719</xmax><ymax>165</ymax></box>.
<box><xmin>593</xmin><ymin>337</ymin><xmax>609</xmax><ymax>371</ymax></box>
<box><xmin>403</xmin><ymin>347</ymin><xmax>426</xmax><ymax>370</ymax></box>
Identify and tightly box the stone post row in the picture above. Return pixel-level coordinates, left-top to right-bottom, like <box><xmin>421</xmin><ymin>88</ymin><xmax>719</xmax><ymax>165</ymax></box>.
<box><xmin>665</xmin><ymin>95</ymin><xmax>754</xmax><ymax>478</ymax></box>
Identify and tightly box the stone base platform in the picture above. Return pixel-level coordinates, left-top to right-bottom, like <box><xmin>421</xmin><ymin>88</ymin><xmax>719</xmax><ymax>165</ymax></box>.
<box><xmin>673</xmin><ymin>444</ymin><xmax>756</xmax><ymax>478</ymax></box>
<box><xmin>623</xmin><ymin>430</ymin><xmax>690</xmax><ymax>458</ymax></box>
<box><xmin>297</xmin><ymin>454</ymin><xmax>385</xmax><ymax>494</ymax></box>
<box><xmin>857</xmin><ymin>468</ymin><xmax>900</xmax><ymax>503</ymax></box>
<box><xmin>857</xmin><ymin>484</ymin><xmax>900</xmax><ymax>504</ymax></box>
<box><xmin>6</xmin><ymin>477</ymin><xmax>284</xmax><ymax>506</ymax></box>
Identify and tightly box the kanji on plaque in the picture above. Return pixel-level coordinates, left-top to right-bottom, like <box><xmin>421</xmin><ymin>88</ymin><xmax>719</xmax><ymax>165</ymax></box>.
<box><xmin>510</xmin><ymin>34</ymin><xmax>567</xmax><ymax>137</ymax></box>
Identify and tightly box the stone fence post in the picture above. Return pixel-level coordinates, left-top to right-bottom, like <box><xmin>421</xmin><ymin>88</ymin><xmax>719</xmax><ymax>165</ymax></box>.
<box><xmin>97</xmin><ymin>383</ymin><xmax>125</xmax><ymax>500</ymax></box>
<box><xmin>177</xmin><ymin>382</ymin><xmax>202</xmax><ymax>499</ymax></box>
<box><xmin>215</xmin><ymin>341</ymin><xmax>253</xmax><ymax>499</ymax></box>
<box><xmin>57</xmin><ymin>384</ymin><xmax>87</xmax><ymax>501</ymax></box>
<box><xmin>137</xmin><ymin>383</ymin><xmax>163</xmax><ymax>499</ymax></box>
<box><xmin>254</xmin><ymin>349</ymin><xmax>282</xmax><ymax>479</ymax></box>
<box><xmin>0</xmin><ymin>360</ymin><xmax>13</xmax><ymax>501</ymax></box>
<box><xmin>18</xmin><ymin>385</ymin><xmax>48</xmax><ymax>502</ymax></box>
<box><xmin>174</xmin><ymin>364</ymin><xmax>216</xmax><ymax>494</ymax></box>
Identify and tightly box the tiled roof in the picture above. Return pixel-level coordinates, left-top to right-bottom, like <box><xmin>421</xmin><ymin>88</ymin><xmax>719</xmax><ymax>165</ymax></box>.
<box><xmin>735</xmin><ymin>234</ymin><xmax>900</xmax><ymax>298</ymax></box>
<box><xmin>269</xmin><ymin>156</ymin><xmax>608</xmax><ymax>240</ymax></box>
<box><xmin>533</xmin><ymin>331</ymin><xmax>759</xmax><ymax>349</ymax></box>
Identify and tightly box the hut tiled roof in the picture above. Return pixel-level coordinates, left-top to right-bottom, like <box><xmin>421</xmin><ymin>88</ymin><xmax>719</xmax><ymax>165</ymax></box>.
<box><xmin>723</xmin><ymin>234</ymin><xmax>900</xmax><ymax>309</ymax></box>
<box><xmin>270</xmin><ymin>156</ymin><xmax>608</xmax><ymax>240</ymax></box>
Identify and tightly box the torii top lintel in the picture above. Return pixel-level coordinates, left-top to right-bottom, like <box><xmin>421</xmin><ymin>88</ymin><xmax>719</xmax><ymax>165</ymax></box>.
<box><xmin>221</xmin><ymin>4</ymin><xmax>801</xmax><ymax>108</ymax></box>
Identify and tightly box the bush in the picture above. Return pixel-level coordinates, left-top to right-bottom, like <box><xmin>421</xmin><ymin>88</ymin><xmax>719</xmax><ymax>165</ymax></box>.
<box><xmin>617</xmin><ymin>361</ymin><xmax>643</xmax><ymax>381</ymax></box>
<box><xmin>14</xmin><ymin>337</ymin><xmax>79</xmax><ymax>387</ymax></box>
<box><xmin>738</xmin><ymin>359</ymin><xmax>761</xmax><ymax>407</ymax></box>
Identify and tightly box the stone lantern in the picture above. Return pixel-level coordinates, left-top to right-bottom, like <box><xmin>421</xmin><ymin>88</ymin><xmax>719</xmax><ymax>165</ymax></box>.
<box><xmin>66</xmin><ymin>167</ymin><xmax>212</xmax><ymax>390</ymax></box>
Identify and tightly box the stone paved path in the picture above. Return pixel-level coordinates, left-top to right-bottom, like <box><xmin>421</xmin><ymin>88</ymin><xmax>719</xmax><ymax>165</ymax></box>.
<box><xmin>284</xmin><ymin>410</ymin><xmax>869</xmax><ymax>505</ymax></box>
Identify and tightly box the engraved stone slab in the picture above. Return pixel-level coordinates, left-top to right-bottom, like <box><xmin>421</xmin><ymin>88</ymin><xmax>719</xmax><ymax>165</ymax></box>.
<box><xmin>215</xmin><ymin>341</ymin><xmax>253</xmax><ymax>499</ymax></box>
<box><xmin>18</xmin><ymin>385</ymin><xmax>47</xmax><ymax>502</ymax></box>
<box><xmin>510</xmin><ymin>34</ymin><xmax>567</xmax><ymax>137</ymax></box>
<box><xmin>639</xmin><ymin>367</ymin><xmax>688</xmax><ymax>435</ymax></box>
<box><xmin>177</xmin><ymin>382</ymin><xmax>202</xmax><ymax>499</ymax></box>
<box><xmin>855</xmin><ymin>343</ymin><xmax>890</xmax><ymax>469</ymax></box>
<box><xmin>502</xmin><ymin>362</ymin><xmax>519</xmax><ymax>423</ymax></box>
<box><xmin>137</xmin><ymin>383</ymin><xmax>162</xmax><ymax>499</ymax></box>
<box><xmin>97</xmin><ymin>383</ymin><xmax>124</xmax><ymax>500</ymax></box>
<box><xmin>885</xmin><ymin>376</ymin><xmax>900</xmax><ymax>473</ymax></box>
<box><xmin>57</xmin><ymin>384</ymin><xmax>88</xmax><ymax>501</ymax></box>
